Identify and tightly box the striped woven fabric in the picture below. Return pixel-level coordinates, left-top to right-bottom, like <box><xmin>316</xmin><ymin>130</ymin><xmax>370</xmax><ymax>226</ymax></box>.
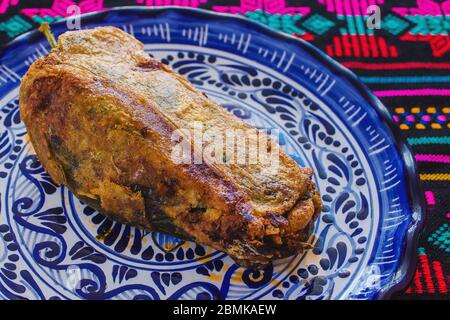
<box><xmin>0</xmin><ymin>0</ymin><xmax>448</xmax><ymax>300</ymax></box>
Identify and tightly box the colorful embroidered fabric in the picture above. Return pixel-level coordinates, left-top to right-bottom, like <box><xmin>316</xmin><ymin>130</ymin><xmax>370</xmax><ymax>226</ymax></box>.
<box><xmin>0</xmin><ymin>0</ymin><xmax>448</xmax><ymax>300</ymax></box>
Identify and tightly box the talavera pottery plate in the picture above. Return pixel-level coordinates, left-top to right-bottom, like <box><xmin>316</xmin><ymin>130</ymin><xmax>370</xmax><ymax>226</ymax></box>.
<box><xmin>0</xmin><ymin>7</ymin><xmax>424</xmax><ymax>300</ymax></box>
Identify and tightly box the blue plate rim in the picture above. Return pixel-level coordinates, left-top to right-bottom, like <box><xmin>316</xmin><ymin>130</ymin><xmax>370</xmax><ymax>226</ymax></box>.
<box><xmin>0</xmin><ymin>5</ymin><xmax>426</xmax><ymax>300</ymax></box>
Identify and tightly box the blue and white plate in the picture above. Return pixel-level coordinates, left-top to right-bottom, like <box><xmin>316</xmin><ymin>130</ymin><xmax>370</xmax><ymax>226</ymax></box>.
<box><xmin>0</xmin><ymin>7</ymin><xmax>424</xmax><ymax>300</ymax></box>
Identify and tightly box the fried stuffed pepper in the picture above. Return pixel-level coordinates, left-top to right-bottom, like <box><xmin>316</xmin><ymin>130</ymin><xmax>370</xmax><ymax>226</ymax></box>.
<box><xmin>19</xmin><ymin>26</ymin><xmax>322</xmax><ymax>268</ymax></box>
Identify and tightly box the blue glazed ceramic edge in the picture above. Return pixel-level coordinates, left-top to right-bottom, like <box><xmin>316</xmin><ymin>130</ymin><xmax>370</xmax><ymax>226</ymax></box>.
<box><xmin>0</xmin><ymin>6</ymin><xmax>425</xmax><ymax>300</ymax></box>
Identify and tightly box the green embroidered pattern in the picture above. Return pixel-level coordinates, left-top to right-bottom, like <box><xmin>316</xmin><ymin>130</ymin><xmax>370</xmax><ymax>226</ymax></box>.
<box><xmin>428</xmin><ymin>224</ymin><xmax>450</xmax><ymax>252</ymax></box>
<box><xmin>31</xmin><ymin>15</ymin><xmax>63</xmax><ymax>25</ymax></box>
<box><xmin>405</xmin><ymin>15</ymin><xmax>450</xmax><ymax>36</ymax></box>
<box><xmin>382</xmin><ymin>14</ymin><xmax>410</xmax><ymax>35</ymax></box>
<box><xmin>407</xmin><ymin>136</ymin><xmax>450</xmax><ymax>146</ymax></box>
<box><xmin>0</xmin><ymin>15</ymin><xmax>32</xmax><ymax>37</ymax></box>
<box><xmin>244</xmin><ymin>10</ymin><xmax>306</xmax><ymax>35</ymax></box>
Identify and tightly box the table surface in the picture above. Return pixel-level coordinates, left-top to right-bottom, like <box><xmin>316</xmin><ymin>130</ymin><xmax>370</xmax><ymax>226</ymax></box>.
<box><xmin>0</xmin><ymin>0</ymin><xmax>448</xmax><ymax>300</ymax></box>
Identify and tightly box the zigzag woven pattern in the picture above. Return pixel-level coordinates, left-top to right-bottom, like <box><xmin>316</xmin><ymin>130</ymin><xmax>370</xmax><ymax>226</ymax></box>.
<box><xmin>0</xmin><ymin>0</ymin><xmax>448</xmax><ymax>300</ymax></box>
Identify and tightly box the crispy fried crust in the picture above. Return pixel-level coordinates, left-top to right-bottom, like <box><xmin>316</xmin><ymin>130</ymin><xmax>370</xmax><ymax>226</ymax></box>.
<box><xmin>19</xmin><ymin>27</ymin><xmax>322</xmax><ymax>267</ymax></box>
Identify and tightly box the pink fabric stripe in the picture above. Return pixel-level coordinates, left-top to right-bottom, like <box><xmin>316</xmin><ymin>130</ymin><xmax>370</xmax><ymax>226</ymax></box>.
<box><xmin>0</xmin><ymin>0</ymin><xmax>19</xmax><ymax>14</ymax></box>
<box><xmin>424</xmin><ymin>191</ymin><xmax>436</xmax><ymax>206</ymax></box>
<box><xmin>374</xmin><ymin>89</ymin><xmax>450</xmax><ymax>97</ymax></box>
<box><xmin>416</xmin><ymin>154</ymin><xmax>450</xmax><ymax>163</ymax></box>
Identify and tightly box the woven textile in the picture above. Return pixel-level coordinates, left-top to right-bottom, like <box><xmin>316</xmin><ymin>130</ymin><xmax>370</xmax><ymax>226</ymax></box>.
<box><xmin>0</xmin><ymin>0</ymin><xmax>448</xmax><ymax>300</ymax></box>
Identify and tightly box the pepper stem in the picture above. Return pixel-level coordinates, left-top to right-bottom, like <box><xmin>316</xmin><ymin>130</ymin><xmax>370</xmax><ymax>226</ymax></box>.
<box><xmin>38</xmin><ymin>22</ymin><xmax>57</xmax><ymax>48</ymax></box>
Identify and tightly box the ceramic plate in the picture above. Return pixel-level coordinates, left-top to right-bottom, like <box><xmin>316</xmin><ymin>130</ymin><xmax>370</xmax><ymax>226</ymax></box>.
<box><xmin>0</xmin><ymin>7</ymin><xmax>424</xmax><ymax>300</ymax></box>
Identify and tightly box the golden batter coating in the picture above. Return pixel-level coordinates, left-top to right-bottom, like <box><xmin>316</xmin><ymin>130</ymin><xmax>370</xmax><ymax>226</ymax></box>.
<box><xmin>19</xmin><ymin>26</ymin><xmax>322</xmax><ymax>267</ymax></box>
